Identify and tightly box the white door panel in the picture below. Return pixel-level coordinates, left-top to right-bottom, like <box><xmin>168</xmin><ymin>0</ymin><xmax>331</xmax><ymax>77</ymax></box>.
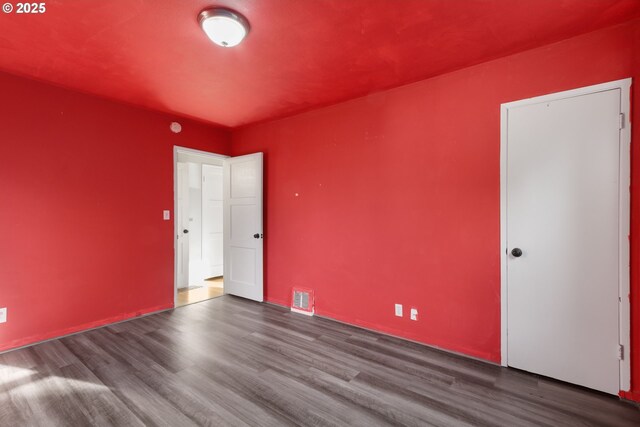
<box><xmin>188</xmin><ymin>163</ymin><xmax>203</xmax><ymax>283</ymax></box>
<box><xmin>230</xmin><ymin>160</ymin><xmax>258</xmax><ymax>198</ymax></box>
<box><xmin>224</xmin><ymin>153</ymin><xmax>263</xmax><ymax>301</ymax></box>
<box><xmin>176</xmin><ymin>162</ymin><xmax>190</xmax><ymax>288</ymax></box>
<box><xmin>230</xmin><ymin>247</ymin><xmax>257</xmax><ymax>285</ymax></box>
<box><xmin>506</xmin><ymin>89</ymin><xmax>621</xmax><ymax>394</ymax></box>
<box><xmin>230</xmin><ymin>204</ymin><xmax>256</xmax><ymax>240</ymax></box>
<box><xmin>203</xmin><ymin>234</ymin><xmax>224</xmax><ymax>277</ymax></box>
<box><xmin>203</xmin><ymin>164</ymin><xmax>223</xmax><ymax>278</ymax></box>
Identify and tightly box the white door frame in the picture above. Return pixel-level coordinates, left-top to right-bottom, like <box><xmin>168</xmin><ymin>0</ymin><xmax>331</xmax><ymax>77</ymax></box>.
<box><xmin>173</xmin><ymin>146</ymin><xmax>229</xmax><ymax>307</ymax></box>
<box><xmin>500</xmin><ymin>78</ymin><xmax>632</xmax><ymax>391</ymax></box>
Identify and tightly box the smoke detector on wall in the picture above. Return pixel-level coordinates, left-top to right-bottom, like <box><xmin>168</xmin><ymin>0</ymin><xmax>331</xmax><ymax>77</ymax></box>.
<box><xmin>170</xmin><ymin>122</ymin><xmax>182</xmax><ymax>133</ymax></box>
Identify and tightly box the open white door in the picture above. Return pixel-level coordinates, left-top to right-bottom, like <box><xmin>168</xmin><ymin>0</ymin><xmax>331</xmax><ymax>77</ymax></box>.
<box><xmin>223</xmin><ymin>153</ymin><xmax>263</xmax><ymax>301</ymax></box>
<box><xmin>176</xmin><ymin>162</ymin><xmax>190</xmax><ymax>289</ymax></box>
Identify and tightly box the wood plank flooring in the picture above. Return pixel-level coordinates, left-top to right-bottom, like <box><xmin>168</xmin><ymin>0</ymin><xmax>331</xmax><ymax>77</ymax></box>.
<box><xmin>1</xmin><ymin>295</ymin><xmax>639</xmax><ymax>426</ymax></box>
<box><xmin>177</xmin><ymin>277</ymin><xmax>224</xmax><ymax>307</ymax></box>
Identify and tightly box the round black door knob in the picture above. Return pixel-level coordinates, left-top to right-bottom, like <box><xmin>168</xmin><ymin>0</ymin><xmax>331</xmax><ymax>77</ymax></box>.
<box><xmin>253</xmin><ymin>233</ymin><xmax>260</xmax><ymax>238</ymax></box>
<box><xmin>183</xmin><ymin>229</ymin><xmax>189</xmax><ymax>234</ymax></box>
<box><xmin>511</xmin><ymin>248</ymin><xmax>523</xmax><ymax>257</ymax></box>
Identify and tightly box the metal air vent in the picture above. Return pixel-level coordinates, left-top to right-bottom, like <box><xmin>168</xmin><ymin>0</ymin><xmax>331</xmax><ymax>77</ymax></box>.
<box><xmin>291</xmin><ymin>288</ymin><xmax>314</xmax><ymax>315</ymax></box>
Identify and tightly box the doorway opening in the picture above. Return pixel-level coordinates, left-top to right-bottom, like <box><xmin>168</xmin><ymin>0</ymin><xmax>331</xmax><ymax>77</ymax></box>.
<box><xmin>174</xmin><ymin>147</ymin><xmax>227</xmax><ymax>307</ymax></box>
<box><xmin>173</xmin><ymin>147</ymin><xmax>265</xmax><ymax>307</ymax></box>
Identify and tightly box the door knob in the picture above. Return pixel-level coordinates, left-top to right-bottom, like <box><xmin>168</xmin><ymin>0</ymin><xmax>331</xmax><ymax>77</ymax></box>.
<box><xmin>511</xmin><ymin>248</ymin><xmax>523</xmax><ymax>257</ymax></box>
<box><xmin>183</xmin><ymin>229</ymin><xmax>189</xmax><ymax>234</ymax></box>
<box><xmin>253</xmin><ymin>233</ymin><xmax>263</xmax><ymax>239</ymax></box>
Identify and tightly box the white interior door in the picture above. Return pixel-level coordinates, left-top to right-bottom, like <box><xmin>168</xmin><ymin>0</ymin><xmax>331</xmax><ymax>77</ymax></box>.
<box><xmin>202</xmin><ymin>164</ymin><xmax>224</xmax><ymax>278</ymax></box>
<box><xmin>188</xmin><ymin>163</ymin><xmax>203</xmax><ymax>284</ymax></box>
<box><xmin>176</xmin><ymin>162</ymin><xmax>190</xmax><ymax>289</ymax></box>
<box><xmin>223</xmin><ymin>153</ymin><xmax>263</xmax><ymax>301</ymax></box>
<box><xmin>506</xmin><ymin>89</ymin><xmax>622</xmax><ymax>394</ymax></box>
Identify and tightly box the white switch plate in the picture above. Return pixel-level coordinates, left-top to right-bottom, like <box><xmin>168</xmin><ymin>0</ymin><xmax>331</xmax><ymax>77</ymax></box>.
<box><xmin>395</xmin><ymin>304</ymin><xmax>403</xmax><ymax>317</ymax></box>
<box><xmin>410</xmin><ymin>308</ymin><xmax>418</xmax><ymax>321</ymax></box>
<box><xmin>163</xmin><ymin>210</ymin><xmax>170</xmax><ymax>220</ymax></box>
<box><xmin>0</xmin><ymin>308</ymin><xmax>6</xmax><ymax>323</ymax></box>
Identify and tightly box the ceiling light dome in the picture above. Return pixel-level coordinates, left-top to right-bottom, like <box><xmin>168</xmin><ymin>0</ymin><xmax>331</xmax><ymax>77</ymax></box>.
<box><xmin>198</xmin><ymin>8</ymin><xmax>250</xmax><ymax>48</ymax></box>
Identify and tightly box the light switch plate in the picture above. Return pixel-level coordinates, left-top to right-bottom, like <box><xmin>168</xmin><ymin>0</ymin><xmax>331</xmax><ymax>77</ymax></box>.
<box><xmin>163</xmin><ymin>210</ymin><xmax>170</xmax><ymax>220</ymax></box>
<box><xmin>0</xmin><ymin>308</ymin><xmax>6</xmax><ymax>323</ymax></box>
<box><xmin>395</xmin><ymin>304</ymin><xmax>403</xmax><ymax>317</ymax></box>
<box><xmin>410</xmin><ymin>308</ymin><xmax>418</xmax><ymax>321</ymax></box>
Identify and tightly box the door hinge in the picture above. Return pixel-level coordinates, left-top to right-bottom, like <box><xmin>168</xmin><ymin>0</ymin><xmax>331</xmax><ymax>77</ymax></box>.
<box><xmin>619</xmin><ymin>113</ymin><xmax>625</xmax><ymax>130</ymax></box>
<box><xmin>618</xmin><ymin>344</ymin><xmax>624</xmax><ymax>360</ymax></box>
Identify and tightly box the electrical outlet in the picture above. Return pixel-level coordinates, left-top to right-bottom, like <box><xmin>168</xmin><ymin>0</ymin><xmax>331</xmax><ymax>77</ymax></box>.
<box><xmin>410</xmin><ymin>308</ymin><xmax>418</xmax><ymax>321</ymax></box>
<box><xmin>0</xmin><ymin>308</ymin><xmax>6</xmax><ymax>323</ymax></box>
<box><xmin>395</xmin><ymin>304</ymin><xmax>403</xmax><ymax>317</ymax></box>
<box><xmin>163</xmin><ymin>210</ymin><xmax>171</xmax><ymax>220</ymax></box>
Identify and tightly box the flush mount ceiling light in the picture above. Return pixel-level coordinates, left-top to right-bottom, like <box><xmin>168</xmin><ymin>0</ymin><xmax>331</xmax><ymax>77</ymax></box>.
<box><xmin>198</xmin><ymin>8</ymin><xmax>250</xmax><ymax>47</ymax></box>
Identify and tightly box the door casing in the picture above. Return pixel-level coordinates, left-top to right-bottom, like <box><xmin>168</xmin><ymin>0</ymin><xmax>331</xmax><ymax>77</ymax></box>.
<box><xmin>499</xmin><ymin>78</ymin><xmax>632</xmax><ymax>392</ymax></box>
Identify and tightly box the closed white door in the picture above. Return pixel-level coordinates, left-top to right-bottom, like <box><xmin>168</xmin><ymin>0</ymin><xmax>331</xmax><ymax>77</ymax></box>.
<box><xmin>176</xmin><ymin>162</ymin><xmax>190</xmax><ymax>288</ymax></box>
<box><xmin>202</xmin><ymin>164</ymin><xmax>224</xmax><ymax>278</ymax></box>
<box><xmin>223</xmin><ymin>153</ymin><xmax>263</xmax><ymax>301</ymax></box>
<box><xmin>506</xmin><ymin>89</ymin><xmax>622</xmax><ymax>394</ymax></box>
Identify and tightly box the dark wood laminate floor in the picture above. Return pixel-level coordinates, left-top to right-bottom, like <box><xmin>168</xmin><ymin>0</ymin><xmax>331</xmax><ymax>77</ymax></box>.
<box><xmin>1</xmin><ymin>296</ymin><xmax>639</xmax><ymax>426</ymax></box>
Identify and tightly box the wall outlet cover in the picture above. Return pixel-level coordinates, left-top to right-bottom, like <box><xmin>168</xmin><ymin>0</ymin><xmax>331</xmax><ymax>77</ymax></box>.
<box><xmin>410</xmin><ymin>308</ymin><xmax>418</xmax><ymax>321</ymax></box>
<box><xmin>163</xmin><ymin>210</ymin><xmax>171</xmax><ymax>220</ymax></box>
<box><xmin>395</xmin><ymin>304</ymin><xmax>403</xmax><ymax>317</ymax></box>
<box><xmin>0</xmin><ymin>308</ymin><xmax>6</xmax><ymax>323</ymax></box>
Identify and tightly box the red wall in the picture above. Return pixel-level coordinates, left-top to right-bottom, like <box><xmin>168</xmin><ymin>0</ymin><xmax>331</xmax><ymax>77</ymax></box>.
<box><xmin>0</xmin><ymin>72</ymin><xmax>230</xmax><ymax>352</ymax></box>
<box><xmin>2</xmin><ymin>19</ymin><xmax>640</xmax><ymax>402</ymax></box>
<box><xmin>232</xmin><ymin>20</ymin><xmax>640</xmax><ymax>398</ymax></box>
